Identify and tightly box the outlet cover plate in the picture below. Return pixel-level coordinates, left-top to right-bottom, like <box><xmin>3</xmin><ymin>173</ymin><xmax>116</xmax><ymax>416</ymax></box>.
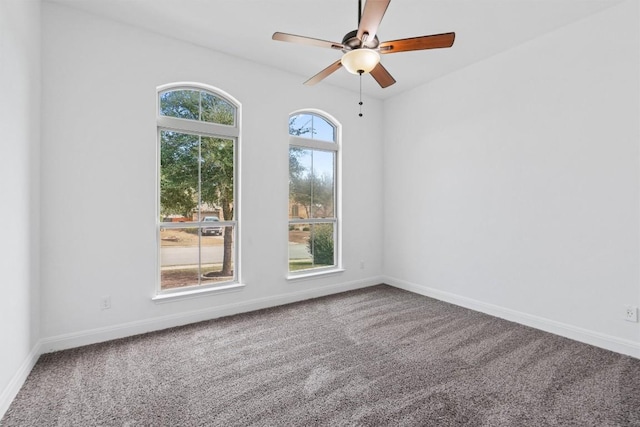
<box><xmin>624</xmin><ymin>305</ymin><xmax>638</xmax><ymax>322</ymax></box>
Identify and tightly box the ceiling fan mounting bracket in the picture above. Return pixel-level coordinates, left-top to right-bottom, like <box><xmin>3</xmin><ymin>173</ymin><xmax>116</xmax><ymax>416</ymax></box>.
<box><xmin>341</xmin><ymin>30</ymin><xmax>379</xmax><ymax>50</ymax></box>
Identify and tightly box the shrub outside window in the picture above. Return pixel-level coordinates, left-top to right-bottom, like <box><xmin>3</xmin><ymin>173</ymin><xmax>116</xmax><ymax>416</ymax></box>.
<box><xmin>288</xmin><ymin>111</ymin><xmax>340</xmax><ymax>274</ymax></box>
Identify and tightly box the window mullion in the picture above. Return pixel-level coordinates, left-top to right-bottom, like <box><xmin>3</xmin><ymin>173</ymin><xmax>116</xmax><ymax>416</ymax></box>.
<box><xmin>198</xmin><ymin>135</ymin><xmax>203</xmax><ymax>285</ymax></box>
<box><xmin>289</xmin><ymin>218</ymin><xmax>336</xmax><ymax>225</ymax></box>
<box><xmin>158</xmin><ymin>116</ymin><xmax>238</xmax><ymax>138</ymax></box>
<box><xmin>289</xmin><ymin>137</ymin><xmax>338</xmax><ymax>151</ymax></box>
<box><xmin>311</xmin><ymin>223</ymin><xmax>315</xmax><ymax>268</ymax></box>
<box><xmin>310</xmin><ymin>150</ymin><xmax>314</xmax><ymax>220</ymax></box>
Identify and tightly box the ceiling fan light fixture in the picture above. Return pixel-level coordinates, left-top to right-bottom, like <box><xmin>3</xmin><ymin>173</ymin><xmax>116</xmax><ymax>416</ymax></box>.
<box><xmin>341</xmin><ymin>48</ymin><xmax>380</xmax><ymax>74</ymax></box>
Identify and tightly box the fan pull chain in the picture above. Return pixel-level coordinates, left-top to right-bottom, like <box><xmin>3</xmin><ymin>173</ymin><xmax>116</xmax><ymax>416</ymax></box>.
<box><xmin>358</xmin><ymin>70</ymin><xmax>364</xmax><ymax>117</ymax></box>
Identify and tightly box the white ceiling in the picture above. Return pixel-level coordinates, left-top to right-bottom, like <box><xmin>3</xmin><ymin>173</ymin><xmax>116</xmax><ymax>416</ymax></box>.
<box><xmin>47</xmin><ymin>0</ymin><xmax>622</xmax><ymax>99</ymax></box>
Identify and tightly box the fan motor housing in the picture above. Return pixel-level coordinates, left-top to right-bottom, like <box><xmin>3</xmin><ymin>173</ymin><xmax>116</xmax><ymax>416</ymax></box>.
<box><xmin>342</xmin><ymin>30</ymin><xmax>380</xmax><ymax>50</ymax></box>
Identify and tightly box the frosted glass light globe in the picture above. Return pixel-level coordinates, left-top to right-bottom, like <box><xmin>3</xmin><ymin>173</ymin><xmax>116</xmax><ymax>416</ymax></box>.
<box><xmin>341</xmin><ymin>49</ymin><xmax>380</xmax><ymax>74</ymax></box>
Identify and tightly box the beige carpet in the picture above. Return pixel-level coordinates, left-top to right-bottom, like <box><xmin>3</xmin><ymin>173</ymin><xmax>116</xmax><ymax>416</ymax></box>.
<box><xmin>3</xmin><ymin>285</ymin><xmax>640</xmax><ymax>426</ymax></box>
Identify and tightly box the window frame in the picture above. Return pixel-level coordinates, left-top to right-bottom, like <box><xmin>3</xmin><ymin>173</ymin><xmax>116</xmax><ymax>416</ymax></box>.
<box><xmin>154</xmin><ymin>83</ymin><xmax>242</xmax><ymax>299</ymax></box>
<box><xmin>288</xmin><ymin>110</ymin><xmax>342</xmax><ymax>279</ymax></box>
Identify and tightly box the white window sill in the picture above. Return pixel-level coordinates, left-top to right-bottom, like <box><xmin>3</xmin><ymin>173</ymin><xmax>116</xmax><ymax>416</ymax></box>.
<box><xmin>152</xmin><ymin>282</ymin><xmax>245</xmax><ymax>303</ymax></box>
<box><xmin>287</xmin><ymin>268</ymin><xmax>345</xmax><ymax>282</ymax></box>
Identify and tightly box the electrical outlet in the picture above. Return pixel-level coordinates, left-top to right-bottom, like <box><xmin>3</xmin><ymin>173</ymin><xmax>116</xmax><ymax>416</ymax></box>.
<box><xmin>624</xmin><ymin>305</ymin><xmax>638</xmax><ymax>322</ymax></box>
<box><xmin>360</xmin><ymin>260</ymin><xmax>365</xmax><ymax>269</ymax></box>
<box><xmin>100</xmin><ymin>296</ymin><xmax>111</xmax><ymax>310</ymax></box>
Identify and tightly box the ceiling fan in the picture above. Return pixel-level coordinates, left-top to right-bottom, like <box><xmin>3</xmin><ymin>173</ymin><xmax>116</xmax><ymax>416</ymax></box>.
<box><xmin>272</xmin><ymin>0</ymin><xmax>455</xmax><ymax>88</ymax></box>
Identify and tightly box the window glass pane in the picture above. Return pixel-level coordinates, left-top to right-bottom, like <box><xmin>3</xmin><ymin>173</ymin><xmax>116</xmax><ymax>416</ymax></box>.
<box><xmin>201</xmin><ymin>225</ymin><xmax>235</xmax><ymax>283</ymax></box>
<box><xmin>289</xmin><ymin>148</ymin><xmax>335</xmax><ymax>219</ymax></box>
<box><xmin>160</xmin><ymin>90</ymin><xmax>236</xmax><ymax>125</ymax></box>
<box><xmin>159</xmin><ymin>90</ymin><xmax>200</xmax><ymax>120</ymax></box>
<box><xmin>160</xmin><ymin>226</ymin><xmax>235</xmax><ymax>290</ymax></box>
<box><xmin>160</xmin><ymin>227</ymin><xmax>200</xmax><ymax>289</ymax></box>
<box><xmin>288</xmin><ymin>222</ymin><xmax>335</xmax><ymax>272</ymax></box>
<box><xmin>160</xmin><ymin>130</ymin><xmax>199</xmax><ymax>224</ymax></box>
<box><xmin>289</xmin><ymin>148</ymin><xmax>312</xmax><ymax>219</ymax></box>
<box><xmin>201</xmin><ymin>92</ymin><xmax>235</xmax><ymax>125</ymax></box>
<box><xmin>289</xmin><ymin>114</ymin><xmax>314</xmax><ymax>138</ymax></box>
<box><xmin>289</xmin><ymin>113</ymin><xmax>335</xmax><ymax>142</ymax></box>
<box><xmin>312</xmin><ymin>116</ymin><xmax>335</xmax><ymax>142</ymax></box>
<box><xmin>310</xmin><ymin>150</ymin><xmax>335</xmax><ymax>218</ymax></box>
<box><xmin>310</xmin><ymin>223</ymin><xmax>335</xmax><ymax>268</ymax></box>
<box><xmin>201</xmin><ymin>136</ymin><xmax>234</xmax><ymax>221</ymax></box>
<box><xmin>289</xmin><ymin>223</ymin><xmax>311</xmax><ymax>271</ymax></box>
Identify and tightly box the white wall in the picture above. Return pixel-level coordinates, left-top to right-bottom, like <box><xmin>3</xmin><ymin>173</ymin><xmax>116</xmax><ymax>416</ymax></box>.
<box><xmin>0</xmin><ymin>0</ymin><xmax>41</xmax><ymax>415</ymax></box>
<box><xmin>383</xmin><ymin>0</ymin><xmax>640</xmax><ymax>356</ymax></box>
<box><xmin>0</xmin><ymin>0</ymin><xmax>638</xmax><ymax>418</ymax></box>
<box><xmin>39</xmin><ymin>3</ymin><xmax>384</xmax><ymax>348</ymax></box>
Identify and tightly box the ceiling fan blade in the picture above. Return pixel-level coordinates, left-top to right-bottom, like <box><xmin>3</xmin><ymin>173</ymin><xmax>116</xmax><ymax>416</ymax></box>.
<box><xmin>304</xmin><ymin>60</ymin><xmax>343</xmax><ymax>86</ymax></box>
<box><xmin>370</xmin><ymin>62</ymin><xmax>396</xmax><ymax>88</ymax></box>
<box><xmin>272</xmin><ymin>32</ymin><xmax>344</xmax><ymax>50</ymax></box>
<box><xmin>379</xmin><ymin>32</ymin><xmax>455</xmax><ymax>54</ymax></box>
<box><xmin>356</xmin><ymin>0</ymin><xmax>390</xmax><ymax>44</ymax></box>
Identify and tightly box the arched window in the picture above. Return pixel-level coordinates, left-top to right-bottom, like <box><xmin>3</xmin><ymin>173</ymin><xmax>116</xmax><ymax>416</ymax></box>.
<box><xmin>157</xmin><ymin>83</ymin><xmax>240</xmax><ymax>294</ymax></box>
<box><xmin>288</xmin><ymin>111</ymin><xmax>340</xmax><ymax>275</ymax></box>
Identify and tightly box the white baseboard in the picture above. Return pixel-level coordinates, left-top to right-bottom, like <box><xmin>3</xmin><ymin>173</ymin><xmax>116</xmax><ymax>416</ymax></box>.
<box><xmin>0</xmin><ymin>341</ymin><xmax>42</xmax><ymax>420</ymax></box>
<box><xmin>39</xmin><ymin>276</ymin><xmax>383</xmax><ymax>354</ymax></box>
<box><xmin>384</xmin><ymin>276</ymin><xmax>640</xmax><ymax>359</ymax></box>
<box><xmin>5</xmin><ymin>276</ymin><xmax>636</xmax><ymax>420</ymax></box>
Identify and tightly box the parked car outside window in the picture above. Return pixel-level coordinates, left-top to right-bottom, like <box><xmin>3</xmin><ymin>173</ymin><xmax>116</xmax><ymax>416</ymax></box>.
<box><xmin>201</xmin><ymin>216</ymin><xmax>223</xmax><ymax>236</ymax></box>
